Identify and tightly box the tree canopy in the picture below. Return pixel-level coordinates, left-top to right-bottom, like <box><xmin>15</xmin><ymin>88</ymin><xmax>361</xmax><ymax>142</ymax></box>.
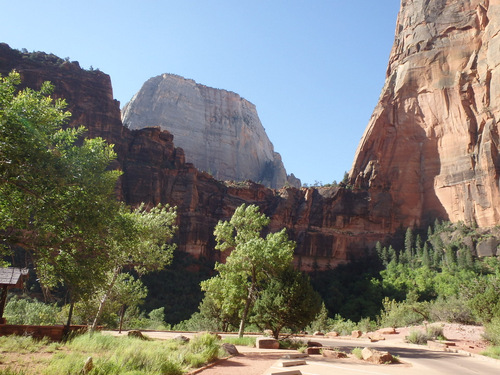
<box><xmin>201</xmin><ymin>204</ymin><xmax>296</xmax><ymax>337</ymax></box>
<box><xmin>0</xmin><ymin>72</ymin><xmax>177</xmax><ymax>321</ymax></box>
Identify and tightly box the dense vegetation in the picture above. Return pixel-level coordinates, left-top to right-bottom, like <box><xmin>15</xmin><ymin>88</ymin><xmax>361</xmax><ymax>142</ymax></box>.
<box><xmin>0</xmin><ymin>332</ymin><xmax>224</xmax><ymax>374</ymax></box>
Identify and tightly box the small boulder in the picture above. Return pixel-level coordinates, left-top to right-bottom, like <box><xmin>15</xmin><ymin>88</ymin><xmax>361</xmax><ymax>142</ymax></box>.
<box><xmin>256</xmin><ymin>337</ymin><xmax>280</xmax><ymax>349</ymax></box>
<box><xmin>306</xmin><ymin>346</ymin><xmax>322</xmax><ymax>355</ymax></box>
<box><xmin>377</xmin><ymin>327</ymin><xmax>396</xmax><ymax>335</ymax></box>
<box><xmin>82</xmin><ymin>356</ymin><xmax>93</xmax><ymax>374</ymax></box>
<box><xmin>313</xmin><ymin>331</ymin><xmax>324</xmax><ymax>336</ymax></box>
<box><xmin>307</xmin><ymin>341</ymin><xmax>323</xmax><ymax>347</ymax></box>
<box><xmin>367</xmin><ymin>333</ymin><xmax>385</xmax><ymax>342</ymax></box>
<box><xmin>322</xmin><ymin>349</ymin><xmax>347</xmax><ymax>359</ymax></box>
<box><xmin>361</xmin><ymin>347</ymin><xmax>394</xmax><ymax>364</ymax></box>
<box><xmin>326</xmin><ymin>331</ymin><xmax>339</xmax><ymax>337</ymax></box>
<box><xmin>222</xmin><ymin>343</ymin><xmax>239</xmax><ymax>355</ymax></box>
<box><xmin>351</xmin><ymin>330</ymin><xmax>362</xmax><ymax>338</ymax></box>
<box><xmin>173</xmin><ymin>334</ymin><xmax>190</xmax><ymax>343</ymax></box>
<box><xmin>128</xmin><ymin>330</ymin><xmax>146</xmax><ymax>339</ymax></box>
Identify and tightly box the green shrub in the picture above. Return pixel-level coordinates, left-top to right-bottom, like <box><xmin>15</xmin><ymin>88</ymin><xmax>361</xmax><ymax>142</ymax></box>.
<box><xmin>482</xmin><ymin>345</ymin><xmax>500</xmax><ymax>359</ymax></box>
<box><xmin>356</xmin><ymin>317</ymin><xmax>378</xmax><ymax>333</ymax></box>
<box><xmin>378</xmin><ymin>297</ymin><xmax>428</xmax><ymax>328</ymax></box>
<box><xmin>4</xmin><ymin>296</ymin><xmax>61</xmax><ymax>325</ymax></box>
<box><xmin>426</xmin><ymin>324</ymin><xmax>446</xmax><ymax>340</ymax></box>
<box><xmin>406</xmin><ymin>330</ymin><xmax>428</xmax><ymax>345</ymax></box>
<box><xmin>279</xmin><ymin>338</ymin><xmax>307</xmax><ymax>350</ymax></box>
<box><xmin>351</xmin><ymin>347</ymin><xmax>363</xmax><ymax>359</ymax></box>
<box><xmin>327</xmin><ymin>314</ymin><xmax>357</xmax><ymax>336</ymax></box>
<box><xmin>428</xmin><ymin>296</ymin><xmax>475</xmax><ymax>324</ymax></box>
<box><xmin>484</xmin><ymin>317</ymin><xmax>500</xmax><ymax>346</ymax></box>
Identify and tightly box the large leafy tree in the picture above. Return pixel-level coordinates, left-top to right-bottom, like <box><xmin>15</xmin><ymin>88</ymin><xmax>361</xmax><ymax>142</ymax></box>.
<box><xmin>91</xmin><ymin>203</ymin><xmax>177</xmax><ymax>330</ymax></box>
<box><xmin>251</xmin><ymin>266</ymin><xmax>322</xmax><ymax>339</ymax></box>
<box><xmin>0</xmin><ymin>71</ymin><xmax>121</xmax><ymax>303</ymax></box>
<box><xmin>201</xmin><ymin>204</ymin><xmax>295</xmax><ymax>337</ymax></box>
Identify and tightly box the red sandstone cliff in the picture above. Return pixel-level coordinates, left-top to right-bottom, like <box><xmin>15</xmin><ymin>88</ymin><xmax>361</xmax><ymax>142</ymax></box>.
<box><xmin>351</xmin><ymin>0</ymin><xmax>500</xmax><ymax>228</ymax></box>
<box><xmin>0</xmin><ymin>43</ymin><xmax>383</xmax><ymax>270</ymax></box>
<box><xmin>6</xmin><ymin>0</ymin><xmax>498</xmax><ymax>270</ymax></box>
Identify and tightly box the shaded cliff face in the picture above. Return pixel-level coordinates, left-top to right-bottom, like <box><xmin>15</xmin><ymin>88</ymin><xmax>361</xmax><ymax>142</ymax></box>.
<box><xmin>351</xmin><ymin>0</ymin><xmax>500</xmax><ymax>228</ymax></box>
<box><xmin>122</xmin><ymin>74</ymin><xmax>299</xmax><ymax>189</ymax></box>
<box><xmin>0</xmin><ymin>43</ymin><xmax>384</xmax><ymax>270</ymax></box>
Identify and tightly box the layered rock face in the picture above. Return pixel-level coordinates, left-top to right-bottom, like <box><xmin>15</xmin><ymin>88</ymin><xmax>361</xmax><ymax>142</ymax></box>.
<box><xmin>122</xmin><ymin>74</ymin><xmax>299</xmax><ymax>189</ymax></box>
<box><xmin>351</xmin><ymin>0</ymin><xmax>500</xmax><ymax>228</ymax></box>
<box><xmin>0</xmin><ymin>44</ymin><xmax>380</xmax><ymax>270</ymax></box>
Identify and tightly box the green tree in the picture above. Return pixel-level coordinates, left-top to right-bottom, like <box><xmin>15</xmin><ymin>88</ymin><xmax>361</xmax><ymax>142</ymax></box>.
<box><xmin>91</xmin><ymin>203</ymin><xmax>177</xmax><ymax>330</ymax></box>
<box><xmin>0</xmin><ymin>72</ymin><xmax>121</xmax><ymax>308</ymax></box>
<box><xmin>251</xmin><ymin>267</ymin><xmax>322</xmax><ymax>339</ymax></box>
<box><xmin>201</xmin><ymin>204</ymin><xmax>295</xmax><ymax>337</ymax></box>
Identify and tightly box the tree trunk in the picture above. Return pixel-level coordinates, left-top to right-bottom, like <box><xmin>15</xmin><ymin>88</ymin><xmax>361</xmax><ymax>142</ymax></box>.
<box><xmin>238</xmin><ymin>282</ymin><xmax>255</xmax><ymax>338</ymax></box>
<box><xmin>91</xmin><ymin>267</ymin><xmax>120</xmax><ymax>331</ymax></box>
<box><xmin>118</xmin><ymin>304</ymin><xmax>126</xmax><ymax>333</ymax></box>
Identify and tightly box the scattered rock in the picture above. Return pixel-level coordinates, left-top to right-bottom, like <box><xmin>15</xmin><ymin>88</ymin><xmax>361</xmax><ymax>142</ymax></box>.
<box><xmin>377</xmin><ymin>327</ymin><xmax>396</xmax><ymax>335</ymax></box>
<box><xmin>127</xmin><ymin>330</ymin><xmax>146</xmax><ymax>339</ymax></box>
<box><xmin>313</xmin><ymin>331</ymin><xmax>324</xmax><ymax>336</ymax></box>
<box><xmin>307</xmin><ymin>341</ymin><xmax>322</xmax><ymax>347</ymax></box>
<box><xmin>367</xmin><ymin>333</ymin><xmax>385</xmax><ymax>342</ymax></box>
<box><xmin>306</xmin><ymin>347</ymin><xmax>322</xmax><ymax>355</ymax></box>
<box><xmin>322</xmin><ymin>349</ymin><xmax>347</xmax><ymax>359</ymax></box>
<box><xmin>173</xmin><ymin>334</ymin><xmax>190</xmax><ymax>343</ymax></box>
<box><xmin>326</xmin><ymin>331</ymin><xmax>339</xmax><ymax>337</ymax></box>
<box><xmin>256</xmin><ymin>337</ymin><xmax>280</xmax><ymax>349</ymax></box>
<box><xmin>81</xmin><ymin>356</ymin><xmax>93</xmax><ymax>374</ymax></box>
<box><xmin>351</xmin><ymin>330</ymin><xmax>362</xmax><ymax>338</ymax></box>
<box><xmin>222</xmin><ymin>343</ymin><xmax>239</xmax><ymax>355</ymax></box>
<box><xmin>361</xmin><ymin>347</ymin><xmax>394</xmax><ymax>364</ymax></box>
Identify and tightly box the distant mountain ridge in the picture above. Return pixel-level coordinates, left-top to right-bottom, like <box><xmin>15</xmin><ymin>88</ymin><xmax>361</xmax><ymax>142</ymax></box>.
<box><xmin>122</xmin><ymin>73</ymin><xmax>300</xmax><ymax>189</ymax></box>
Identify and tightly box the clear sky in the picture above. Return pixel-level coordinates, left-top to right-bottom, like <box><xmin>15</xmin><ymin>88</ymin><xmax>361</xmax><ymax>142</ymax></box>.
<box><xmin>1</xmin><ymin>0</ymin><xmax>401</xmax><ymax>186</ymax></box>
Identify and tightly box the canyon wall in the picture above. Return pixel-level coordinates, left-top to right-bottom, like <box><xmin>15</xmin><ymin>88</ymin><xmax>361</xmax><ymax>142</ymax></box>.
<box><xmin>122</xmin><ymin>74</ymin><xmax>299</xmax><ymax>189</ymax></box>
<box><xmin>0</xmin><ymin>43</ymin><xmax>383</xmax><ymax>270</ymax></box>
<box><xmin>4</xmin><ymin>0</ymin><xmax>499</xmax><ymax>270</ymax></box>
<box><xmin>351</xmin><ymin>0</ymin><xmax>500</xmax><ymax>228</ymax></box>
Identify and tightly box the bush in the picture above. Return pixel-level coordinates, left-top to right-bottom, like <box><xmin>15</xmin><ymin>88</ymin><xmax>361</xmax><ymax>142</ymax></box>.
<box><xmin>378</xmin><ymin>297</ymin><xmax>428</xmax><ymax>328</ymax></box>
<box><xmin>426</xmin><ymin>324</ymin><xmax>446</xmax><ymax>340</ymax></box>
<box><xmin>428</xmin><ymin>296</ymin><xmax>475</xmax><ymax>324</ymax></box>
<box><xmin>328</xmin><ymin>315</ymin><xmax>357</xmax><ymax>336</ymax></box>
<box><xmin>4</xmin><ymin>296</ymin><xmax>61</xmax><ymax>325</ymax></box>
<box><xmin>484</xmin><ymin>317</ymin><xmax>500</xmax><ymax>346</ymax></box>
<box><xmin>406</xmin><ymin>330</ymin><xmax>428</xmax><ymax>345</ymax></box>
<box><xmin>351</xmin><ymin>347</ymin><xmax>363</xmax><ymax>359</ymax></box>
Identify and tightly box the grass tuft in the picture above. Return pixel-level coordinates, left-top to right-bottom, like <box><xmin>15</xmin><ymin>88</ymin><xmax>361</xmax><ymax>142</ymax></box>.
<box><xmin>222</xmin><ymin>336</ymin><xmax>256</xmax><ymax>347</ymax></box>
<box><xmin>351</xmin><ymin>347</ymin><xmax>363</xmax><ymax>359</ymax></box>
<box><xmin>482</xmin><ymin>345</ymin><xmax>500</xmax><ymax>359</ymax></box>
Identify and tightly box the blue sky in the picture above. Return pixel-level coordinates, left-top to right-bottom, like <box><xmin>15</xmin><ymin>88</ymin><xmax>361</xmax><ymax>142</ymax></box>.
<box><xmin>1</xmin><ymin>0</ymin><xmax>400</xmax><ymax>186</ymax></box>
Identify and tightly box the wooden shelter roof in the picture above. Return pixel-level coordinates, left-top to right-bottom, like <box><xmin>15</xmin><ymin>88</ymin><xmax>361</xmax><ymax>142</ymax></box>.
<box><xmin>0</xmin><ymin>268</ymin><xmax>29</xmax><ymax>288</ymax></box>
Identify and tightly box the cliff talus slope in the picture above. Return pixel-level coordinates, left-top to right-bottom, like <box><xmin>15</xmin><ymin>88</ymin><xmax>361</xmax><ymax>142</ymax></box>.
<box><xmin>351</xmin><ymin>0</ymin><xmax>500</xmax><ymax>228</ymax></box>
<box><xmin>122</xmin><ymin>74</ymin><xmax>298</xmax><ymax>189</ymax></box>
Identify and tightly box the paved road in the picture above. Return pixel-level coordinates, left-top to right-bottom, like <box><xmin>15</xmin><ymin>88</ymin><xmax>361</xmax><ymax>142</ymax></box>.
<box><xmin>263</xmin><ymin>337</ymin><xmax>500</xmax><ymax>375</ymax></box>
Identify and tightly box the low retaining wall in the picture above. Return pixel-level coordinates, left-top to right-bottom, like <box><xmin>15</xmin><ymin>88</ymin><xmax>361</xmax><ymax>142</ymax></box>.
<box><xmin>0</xmin><ymin>324</ymin><xmax>88</xmax><ymax>341</ymax></box>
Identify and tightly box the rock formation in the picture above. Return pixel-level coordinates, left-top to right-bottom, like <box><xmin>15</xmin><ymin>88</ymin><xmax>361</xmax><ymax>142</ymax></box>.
<box><xmin>0</xmin><ymin>43</ymin><xmax>380</xmax><ymax>270</ymax></box>
<box><xmin>351</xmin><ymin>0</ymin><xmax>500</xmax><ymax>228</ymax></box>
<box><xmin>122</xmin><ymin>73</ymin><xmax>299</xmax><ymax>189</ymax></box>
<box><xmin>4</xmin><ymin>0</ymin><xmax>499</xmax><ymax>271</ymax></box>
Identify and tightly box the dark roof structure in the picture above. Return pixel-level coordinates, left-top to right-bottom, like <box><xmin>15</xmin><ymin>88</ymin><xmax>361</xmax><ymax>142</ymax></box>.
<box><xmin>0</xmin><ymin>267</ymin><xmax>29</xmax><ymax>288</ymax></box>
